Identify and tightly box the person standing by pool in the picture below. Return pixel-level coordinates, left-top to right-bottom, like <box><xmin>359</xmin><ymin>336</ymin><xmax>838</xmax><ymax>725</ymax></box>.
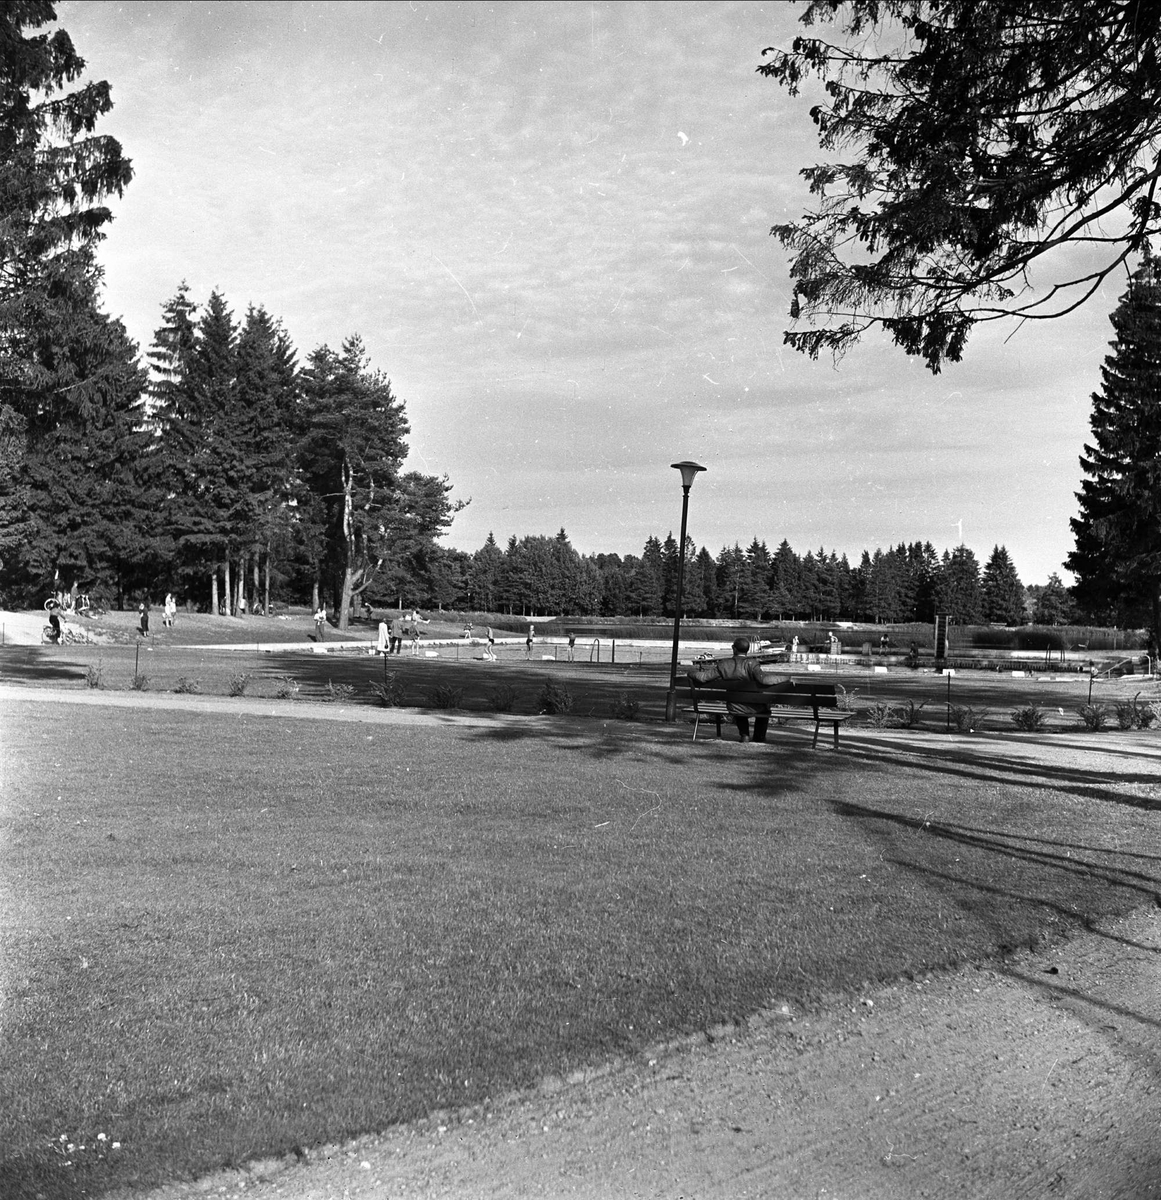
<box><xmin>526</xmin><ymin>624</ymin><xmax>534</xmax><ymax>660</ymax></box>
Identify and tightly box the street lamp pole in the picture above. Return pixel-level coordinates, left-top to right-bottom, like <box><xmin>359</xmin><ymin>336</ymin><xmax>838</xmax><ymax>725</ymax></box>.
<box><xmin>665</xmin><ymin>460</ymin><xmax>706</xmax><ymax>721</ymax></box>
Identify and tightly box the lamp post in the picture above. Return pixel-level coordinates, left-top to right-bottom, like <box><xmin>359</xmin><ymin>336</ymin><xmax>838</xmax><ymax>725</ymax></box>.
<box><xmin>665</xmin><ymin>460</ymin><xmax>706</xmax><ymax>721</ymax></box>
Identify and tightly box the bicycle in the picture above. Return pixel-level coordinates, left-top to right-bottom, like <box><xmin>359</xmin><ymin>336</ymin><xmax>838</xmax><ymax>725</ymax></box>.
<box><xmin>42</xmin><ymin>621</ymin><xmax>85</xmax><ymax>645</ymax></box>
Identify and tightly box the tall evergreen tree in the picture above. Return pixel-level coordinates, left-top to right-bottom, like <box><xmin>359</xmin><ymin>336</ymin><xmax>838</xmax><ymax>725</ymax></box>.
<box><xmin>981</xmin><ymin>545</ymin><xmax>1026</xmax><ymax>625</ymax></box>
<box><xmin>936</xmin><ymin>545</ymin><xmax>984</xmax><ymax>624</ymax></box>
<box><xmin>1033</xmin><ymin>573</ymin><xmax>1076</xmax><ymax>626</ymax></box>
<box><xmin>1068</xmin><ymin>254</ymin><xmax>1161</xmax><ymax>648</ymax></box>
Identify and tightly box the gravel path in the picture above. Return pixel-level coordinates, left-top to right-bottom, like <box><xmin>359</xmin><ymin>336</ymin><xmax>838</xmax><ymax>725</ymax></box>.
<box><xmin>121</xmin><ymin>905</ymin><xmax>1161</xmax><ymax>1200</ymax></box>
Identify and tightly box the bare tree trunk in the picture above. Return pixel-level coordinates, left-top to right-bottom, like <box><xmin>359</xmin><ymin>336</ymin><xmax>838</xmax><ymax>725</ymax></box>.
<box><xmin>263</xmin><ymin>545</ymin><xmax>270</xmax><ymax>617</ymax></box>
<box><xmin>224</xmin><ymin>559</ymin><xmax>232</xmax><ymax>616</ymax></box>
<box><xmin>211</xmin><ymin>568</ymin><xmax>219</xmax><ymax>617</ymax></box>
<box><xmin>312</xmin><ymin>578</ymin><xmax>320</xmax><ymax>611</ymax></box>
<box><xmin>253</xmin><ymin>553</ymin><xmax>261</xmax><ymax>615</ymax></box>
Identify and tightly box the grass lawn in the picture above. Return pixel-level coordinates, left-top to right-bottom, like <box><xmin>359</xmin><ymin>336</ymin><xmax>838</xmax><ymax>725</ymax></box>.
<box><xmin>1</xmin><ymin>688</ymin><xmax>1159</xmax><ymax>1198</ymax></box>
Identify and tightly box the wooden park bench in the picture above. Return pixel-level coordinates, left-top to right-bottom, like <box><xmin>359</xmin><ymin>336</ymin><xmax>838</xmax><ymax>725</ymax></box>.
<box><xmin>683</xmin><ymin>679</ymin><xmax>856</xmax><ymax>749</ymax></box>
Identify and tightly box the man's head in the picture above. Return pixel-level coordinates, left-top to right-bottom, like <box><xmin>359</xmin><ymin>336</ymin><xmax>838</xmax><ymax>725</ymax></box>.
<box><xmin>732</xmin><ymin>636</ymin><xmax>751</xmax><ymax>656</ymax></box>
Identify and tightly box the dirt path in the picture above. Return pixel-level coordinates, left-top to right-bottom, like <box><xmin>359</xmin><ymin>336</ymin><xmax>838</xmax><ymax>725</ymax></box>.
<box><xmin>121</xmin><ymin>910</ymin><xmax>1161</xmax><ymax>1200</ymax></box>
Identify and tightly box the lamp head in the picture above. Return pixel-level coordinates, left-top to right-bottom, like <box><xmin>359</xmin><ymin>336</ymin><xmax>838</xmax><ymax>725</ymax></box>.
<box><xmin>671</xmin><ymin>460</ymin><xmax>706</xmax><ymax>490</ymax></box>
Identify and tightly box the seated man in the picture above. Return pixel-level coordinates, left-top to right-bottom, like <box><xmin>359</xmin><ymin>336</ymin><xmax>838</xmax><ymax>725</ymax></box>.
<box><xmin>686</xmin><ymin>636</ymin><xmax>776</xmax><ymax>743</ymax></box>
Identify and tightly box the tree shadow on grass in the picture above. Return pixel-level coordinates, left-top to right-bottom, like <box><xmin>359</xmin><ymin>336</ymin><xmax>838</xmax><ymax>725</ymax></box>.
<box><xmin>832</xmin><ymin>798</ymin><xmax>1161</xmax><ymax>906</ymax></box>
<box><xmin>835</xmin><ymin>732</ymin><xmax>1161</xmax><ymax>810</ymax></box>
<box><xmin>0</xmin><ymin>647</ymin><xmax>88</xmax><ymax>684</ymax></box>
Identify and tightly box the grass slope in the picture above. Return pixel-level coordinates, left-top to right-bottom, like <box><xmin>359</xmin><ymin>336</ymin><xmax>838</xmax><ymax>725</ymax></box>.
<box><xmin>1</xmin><ymin>699</ymin><xmax>1158</xmax><ymax>1197</ymax></box>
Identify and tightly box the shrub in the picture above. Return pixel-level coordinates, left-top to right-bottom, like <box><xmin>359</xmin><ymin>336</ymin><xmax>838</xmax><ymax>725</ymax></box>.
<box><xmin>324</xmin><ymin>680</ymin><xmax>356</xmax><ymax>704</ymax></box>
<box><xmin>274</xmin><ymin>675</ymin><xmax>300</xmax><ymax>700</ymax></box>
<box><xmin>538</xmin><ymin>679</ymin><xmax>573</xmax><ymax>714</ymax></box>
<box><xmin>172</xmin><ymin>677</ymin><xmax>201</xmax><ymax>695</ymax></box>
<box><xmin>863</xmin><ymin>702</ymin><xmax>898</xmax><ymax>728</ymax></box>
<box><xmin>84</xmin><ymin>662</ymin><xmax>103</xmax><ymax>689</ymax></box>
<box><xmin>486</xmin><ymin>684</ymin><xmax>517</xmax><ymax>712</ymax></box>
<box><xmin>1010</xmin><ymin>705</ymin><xmax>1047</xmax><ymax>732</ymax></box>
<box><xmin>130</xmin><ymin>674</ymin><xmax>149</xmax><ymax>692</ymax></box>
<box><xmin>430</xmin><ymin>684</ymin><xmax>464</xmax><ymax>710</ymax></box>
<box><xmin>949</xmin><ymin>704</ymin><xmax>988</xmax><ymax>733</ymax></box>
<box><xmin>835</xmin><ymin>685</ymin><xmax>858</xmax><ymax>711</ymax></box>
<box><xmin>897</xmin><ymin>699</ymin><xmax>926</xmax><ymax>729</ymax></box>
<box><xmin>1113</xmin><ymin>694</ymin><xmax>1159</xmax><ymax>730</ymax></box>
<box><xmin>228</xmin><ymin>672</ymin><xmax>250</xmax><ymax>698</ymax></box>
<box><xmin>371</xmin><ymin>674</ymin><xmax>405</xmax><ymax>707</ymax></box>
<box><xmin>609</xmin><ymin>691</ymin><xmax>640</xmax><ymax>721</ymax></box>
<box><xmin>1077</xmin><ymin>703</ymin><xmax>1109</xmax><ymax>731</ymax></box>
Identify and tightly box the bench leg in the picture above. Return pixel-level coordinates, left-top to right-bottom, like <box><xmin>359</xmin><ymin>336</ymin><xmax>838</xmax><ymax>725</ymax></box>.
<box><xmin>832</xmin><ymin>720</ymin><xmax>840</xmax><ymax>750</ymax></box>
<box><xmin>692</xmin><ymin>712</ymin><xmax>700</xmax><ymax>741</ymax></box>
<box><xmin>811</xmin><ymin>719</ymin><xmax>821</xmax><ymax>750</ymax></box>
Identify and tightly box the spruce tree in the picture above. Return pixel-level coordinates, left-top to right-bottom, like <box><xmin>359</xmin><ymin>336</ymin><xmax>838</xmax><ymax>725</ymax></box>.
<box><xmin>1068</xmin><ymin>254</ymin><xmax>1161</xmax><ymax>649</ymax></box>
<box><xmin>981</xmin><ymin>545</ymin><xmax>1026</xmax><ymax>625</ymax></box>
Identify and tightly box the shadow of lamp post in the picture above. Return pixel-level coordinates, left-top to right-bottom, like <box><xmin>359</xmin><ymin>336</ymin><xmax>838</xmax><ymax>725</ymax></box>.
<box><xmin>665</xmin><ymin>460</ymin><xmax>706</xmax><ymax>721</ymax></box>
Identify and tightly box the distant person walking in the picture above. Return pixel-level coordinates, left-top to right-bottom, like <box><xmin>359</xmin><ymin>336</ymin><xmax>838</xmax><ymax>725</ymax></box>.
<box><xmin>377</xmin><ymin>620</ymin><xmax>390</xmax><ymax>654</ymax></box>
<box><xmin>163</xmin><ymin>593</ymin><xmax>177</xmax><ymax>629</ymax></box>
<box><xmin>138</xmin><ymin>600</ymin><xmax>150</xmax><ymax>638</ymax></box>
<box><xmin>485</xmin><ymin>626</ymin><xmax>497</xmax><ymax>661</ymax></box>
<box><xmin>314</xmin><ymin>604</ymin><xmax>327</xmax><ymax>641</ymax></box>
<box><xmin>389</xmin><ymin>615</ymin><xmax>404</xmax><ymax>655</ymax></box>
<box><xmin>408</xmin><ymin>621</ymin><xmax>421</xmax><ymax>656</ymax></box>
<box><xmin>567</xmin><ymin>631</ymin><xmax>576</xmax><ymax>662</ymax></box>
<box><xmin>526</xmin><ymin>624</ymin><xmax>535</xmax><ymax>660</ymax></box>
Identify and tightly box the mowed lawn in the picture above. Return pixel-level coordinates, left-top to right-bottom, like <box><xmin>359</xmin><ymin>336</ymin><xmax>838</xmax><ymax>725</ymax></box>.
<box><xmin>1</xmin><ymin>694</ymin><xmax>1159</xmax><ymax>1198</ymax></box>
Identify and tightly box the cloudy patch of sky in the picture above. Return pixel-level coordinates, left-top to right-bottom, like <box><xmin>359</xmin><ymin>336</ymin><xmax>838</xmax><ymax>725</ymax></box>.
<box><xmin>60</xmin><ymin>0</ymin><xmax>1116</xmax><ymax>583</ymax></box>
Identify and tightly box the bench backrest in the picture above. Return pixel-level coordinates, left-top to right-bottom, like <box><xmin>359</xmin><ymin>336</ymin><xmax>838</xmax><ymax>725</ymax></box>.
<box><xmin>685</xmin><ymin>679</ymin><xmax>839</xmax><ymax>709</ymax></box>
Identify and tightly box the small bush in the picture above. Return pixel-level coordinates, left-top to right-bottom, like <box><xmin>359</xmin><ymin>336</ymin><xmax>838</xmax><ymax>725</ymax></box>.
<box><xmin>324</xmin><ymin>680</ymin><xmax>356</xmax><ymax>704</ymax></box>
<box><xmin>430</xmin><ymin>684</ymin><xmax>464</xmax><ymax>710</ymax></box>
<box><xmin>1010</xmin><ymin>705</ymin><xmax>1047</xmax><ymax>732</ymax></box>
<box><xmin>130</xmin><ymin>674</ymin><xmax>149</xmax><ymax>692</ymax></box>
<box><xmin>538</xmin><ymin>679</ymin><xmax>573</xmax><ymax>714</ymax></box>
<box><xmin>1078</xmin><ymin>703</ymin><xmax>1109</xmax><ymax>731</ymax></box>
<box><xmin>835</xmin><ymin>685</ymin><xmax>858</xmax><ymax>711</ymax></box>
<box><xmin>949</xmin><ymin>704</ymin><xmax>988</xmax><ymax>733</ymax></box>
<box><xmin>371</xmin><ymin>674</ymin><xmax>405</xmax><ymax>707</ymax></box>
<box><xmin>172</xmin><ymin>676</ymin><xmax>201</xmax><ymax>695</ymax></box>
<box><xmin>84</xmin><ymin>662</ymin><xmax>103</xmax><ymax>689</ymax></box>
<box><xmin>863</xmin><ymin>702</ymin><xmax>898</xmax><ymax>728</ymax></box>
<box><xmin>897</xmin><ymin>699</ymin><xmax>926</xmax><ymax>729</ymax></box>
<box><xmin>274</xmin><ymin>675</ymin><xmax>300</xmax><ymax>700</ymax></box>
<box><xmin>1114</xmin><ymin>694</ymin><xmax>1159</xmax><ymax>730</ymax></box>
<box><xmin>486</xmin><ymin>684</ymin><xmax>517</xmax><ymax>712</ymax></box>
<box><xmin>228</xmin><ymin>672</ymin><xmax>250</xmax><ymax>698</ymax></box>
<box><xmin>610</xmin><ymin>691</ymin><xmax>640</xmax><ymax>721</ymax></box>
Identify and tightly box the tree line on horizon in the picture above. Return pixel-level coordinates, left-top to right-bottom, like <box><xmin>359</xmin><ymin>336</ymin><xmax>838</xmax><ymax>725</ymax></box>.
<box><xmin>431</xmin><ymin>531</ymin><xmax>1079</xmax><ymax>628</ymax></box>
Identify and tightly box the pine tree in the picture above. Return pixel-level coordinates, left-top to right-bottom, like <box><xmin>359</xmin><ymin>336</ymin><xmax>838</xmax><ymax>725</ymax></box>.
<box><xmin>1068</xmin><ymin>254</ymin><xmax>1161</xmax><ymax>648</ymax></box>
<box><xmin>300</xmin><ymin>338</ymin><xmax>458</xmax><ymax>628</ymax></box>
<box><xmin>469</xmin><ymin>533</ymin><xmax>505</xmax><ymax>612</ymax></box>
<box><xmin>740</xmin><ymin>538</ymin><xmax>772</xmax><ymax>619</ymax></box>
<box><xmin>981</xmin><ymin>545</ymin><xmax>1026</xmax><ymax>625</ymax></box>
<box><xmin>1033</xmin><ymin>574</ymin><xmax>1076</xmax><ymax>625</ymax></box>
<box><xmin>936</xmin><ymin>546</ymin><xmax>984</xmax><ymax>623</ymax></box>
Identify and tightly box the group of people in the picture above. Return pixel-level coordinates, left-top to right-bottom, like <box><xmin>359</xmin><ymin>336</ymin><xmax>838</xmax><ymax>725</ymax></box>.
<box><xmin>136</xmin><ymin>594</ymin><xmax>178</xmax><ymax>638</ymax></box>
<box><xmin>376</xmin><ymin>611</ymin><xmax>429</xmax><ymax>655</ymax></box>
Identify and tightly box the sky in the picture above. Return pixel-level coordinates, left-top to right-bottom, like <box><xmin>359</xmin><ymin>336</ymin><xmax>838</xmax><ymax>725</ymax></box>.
<box><xmin>56</xmin><ymin>0</ymin><xmax>1122</xmax><ymax>585</ymax></box>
